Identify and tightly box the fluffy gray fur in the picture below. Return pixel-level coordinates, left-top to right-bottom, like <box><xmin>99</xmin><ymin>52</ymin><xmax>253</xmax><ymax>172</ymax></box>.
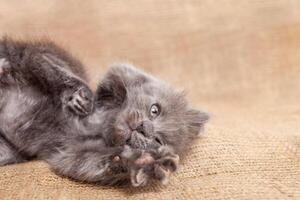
<box><xmin>0</xmin><ymin>38</ymin><xmax>209</xmax><ymax>187</ymax></box>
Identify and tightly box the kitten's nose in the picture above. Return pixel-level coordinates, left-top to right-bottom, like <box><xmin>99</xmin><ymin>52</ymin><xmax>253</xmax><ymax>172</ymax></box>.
<box><xmin>135</xmin><ymin>122</ymin><xmax>145</xmax><ymax>135</ymax></box>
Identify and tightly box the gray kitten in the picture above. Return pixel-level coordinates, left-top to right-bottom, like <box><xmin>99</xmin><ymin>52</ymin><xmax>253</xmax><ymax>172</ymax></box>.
<box><xmin>0</xmin><ymin>38</ymin><xmax>209</xmax><ymax>186</ymax></box>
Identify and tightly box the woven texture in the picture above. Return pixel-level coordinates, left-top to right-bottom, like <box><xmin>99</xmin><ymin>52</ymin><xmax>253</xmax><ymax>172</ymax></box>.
<box><xmin>0</xmin><ymin>1</ymin><xmax>299</xmax><ymax>199</ymax></box>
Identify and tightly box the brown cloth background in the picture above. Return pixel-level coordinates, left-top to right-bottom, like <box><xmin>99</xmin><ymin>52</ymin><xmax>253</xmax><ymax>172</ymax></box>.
<box><xmin>0</xmin><ymin>0</ymin><xmax>299</xmax><ymax>199</ymax></box>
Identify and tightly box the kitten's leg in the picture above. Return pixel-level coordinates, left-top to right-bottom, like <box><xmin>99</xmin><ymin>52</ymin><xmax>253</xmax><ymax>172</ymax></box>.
<box><xmin>47</xmin><ymin>143</ymin><xmax>177</xmax><ymax>186</ymax></box>
<box><xmin>0</xmin><ymin>134</ymin><xmax>25</xmax><ymax>166</ymax></box>
<box><xmin>29</xmin><ymin>54</ymin><xmax>94</xmax><ymax>116</ymax></box>
<box><xmin>46</xmin><ymin>144</ymin><xmax>130</xmax><ymax>185</ymax></box>
<box><xmin>4</xmin><ymin>53</ymin><xmax>93</xmax><ymax>116</ymax></box>
<box><xmin>1</xmin><ymin>56</ymin><xmax>92</xmax><ymax>117</ymax></box>
<box><xmin>46</xmin><ymin>142</ymin><xmax>160</xmax><ymax>186</ymax></box>
<box><xmin>113</xmin><ymin>145</ymin><xmax>179</xmax><ymax>187</ymax></box>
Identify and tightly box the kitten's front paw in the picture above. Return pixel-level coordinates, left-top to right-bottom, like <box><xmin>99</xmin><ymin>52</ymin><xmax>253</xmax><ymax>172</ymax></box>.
<box><xmin>111</xmin><ymin>146</ymin><xmax>152</xmax><ymax>187</ymax></box>
<box><xmin>127</xmin><ymin>147</ymin><xmax>179</xmax><ymax>186</ymax></box>
<box><xmin>153</xmin><ymin>146</ymin><xmax>179</xmax><ymax>185</ymax></box>
<box><xmin>64</xmin><ymin>86</ymin><xmax>94</xmax><ymax>116</ymax></box>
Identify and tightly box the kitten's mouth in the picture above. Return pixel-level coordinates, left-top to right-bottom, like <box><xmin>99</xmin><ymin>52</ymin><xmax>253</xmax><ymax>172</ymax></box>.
<box><xmin>125</xmin><ymin>130</ymin><xmax>152</xmax><ymax>150</ymax></box>
<box><xmin>114</xmin><ymin>124</ymin><xmax>158</xmax><ymax>149</ymax></box>
<box><xmin>126</xmin><ymin>131</ymin><xmax>142</xmax><ymax>146</ymax></box>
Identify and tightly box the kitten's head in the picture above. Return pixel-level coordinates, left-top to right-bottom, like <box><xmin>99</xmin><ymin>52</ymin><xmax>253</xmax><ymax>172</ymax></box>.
<box><xmin>95</xmin><ymin>64</ymin><xmax>209</xmax><ymax>155</ymax></box>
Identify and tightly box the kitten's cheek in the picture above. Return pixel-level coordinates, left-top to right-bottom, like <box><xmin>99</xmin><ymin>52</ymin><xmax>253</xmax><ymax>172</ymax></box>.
<box><xmin>113</xmin><ymin>129</ymin><xmax>131</xmax><ymax>145</ymax></box>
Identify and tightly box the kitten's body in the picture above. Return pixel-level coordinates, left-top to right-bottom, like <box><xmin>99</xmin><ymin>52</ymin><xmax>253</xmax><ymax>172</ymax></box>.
<box><xmin>0</xmin><ymin>38</ymin><xmax>127</xmax><ymax>184</ymax></box>
<box><xmin>0</xmin><ymin>38</ymin><xmax>209</xmax><ymax>186</ymax></box>
<box><xmin>0</xmin><ymin>38</ymin><xmax>88</xmax><ymax>157</ymax></box>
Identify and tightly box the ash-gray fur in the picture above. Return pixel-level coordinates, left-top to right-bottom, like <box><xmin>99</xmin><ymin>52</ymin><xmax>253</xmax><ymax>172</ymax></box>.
<box><xmin>0</xmin><ymin>38</ymin><xmax>209</xmax><ymax>186</ymax></box>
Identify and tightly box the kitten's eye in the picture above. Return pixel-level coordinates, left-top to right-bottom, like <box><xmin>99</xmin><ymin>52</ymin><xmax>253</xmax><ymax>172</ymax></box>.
<box><xmin>150</xmin><ymin>104</ymin><xmax>161</xmax><ymax>118</ymax></box>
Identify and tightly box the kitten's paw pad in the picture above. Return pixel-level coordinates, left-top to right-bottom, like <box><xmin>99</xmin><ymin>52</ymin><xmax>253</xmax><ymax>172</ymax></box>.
<box><xmin>130</xmin><ymin>168</ymin><xmax>149</xmax><ymax>187</ymax></box>
<box><xmin>134</xmin><ymin>152</ymin><xmax>155</xmax><ymax>166</ymax></box>
<box><xmin>66</xmin><ymin>86</ymin><xmax>94</xmax><ymax>116</ymax></box>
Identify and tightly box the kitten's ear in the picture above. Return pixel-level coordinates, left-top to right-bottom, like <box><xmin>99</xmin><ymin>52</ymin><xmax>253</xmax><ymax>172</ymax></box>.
<box><xmin>185</xmin><ymin>109</ymin><xmax>210</xmax><ymax>136</ymax></box>
<box><xmin>95</xmin><ymin>64</ymin><xmax>149</xmax><ymax>108</ymax></box>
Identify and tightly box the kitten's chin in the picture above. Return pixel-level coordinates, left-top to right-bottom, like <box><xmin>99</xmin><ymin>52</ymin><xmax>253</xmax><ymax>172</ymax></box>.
<box><xmin>126</xmin><ymin>131</ymin><xmax>157</xmax><ymax>150</ymax></box>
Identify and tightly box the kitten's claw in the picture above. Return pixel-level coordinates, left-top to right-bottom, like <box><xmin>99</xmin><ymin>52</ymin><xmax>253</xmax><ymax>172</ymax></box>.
<box><xmin>131</xmin><ymin>168</ymin><xmax>149</xmax><ymax>187</ymax></box>
<box><xmin>66</xmin><ymin>86</ymin><xmax>94</xmax><ymax>116</ymax></box>
<box><xmin>154</xmin><ymin>164</ymin><xmax>171</xmax><ymax>185</ymax></box>
<box><xmin>0</xmin><ymin>58</ymin><xmax>10</xmax><ymax>77</ymax></box>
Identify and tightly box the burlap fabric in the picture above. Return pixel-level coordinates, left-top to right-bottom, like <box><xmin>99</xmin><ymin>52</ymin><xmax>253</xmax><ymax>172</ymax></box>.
<box><xmin>0</xmin><ymin>1</ymin><xmax>299</xmax><ymax>199</ymax></box>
